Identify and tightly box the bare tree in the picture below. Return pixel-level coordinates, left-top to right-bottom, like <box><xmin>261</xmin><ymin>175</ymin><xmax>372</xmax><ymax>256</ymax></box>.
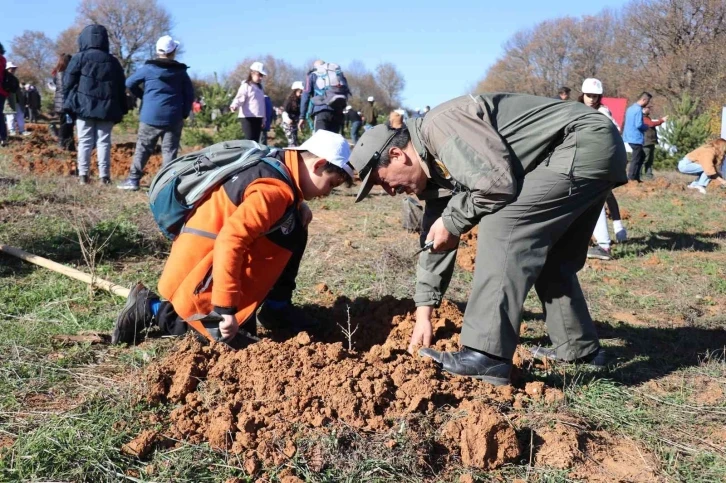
<box><xmin>375</xmin><ymin>62</ymin><xmax>406</xmax><ymax>106</ymax></box>
<box><xmin>9</xmin><ymin>31</ymin><xmax>56</xmax><ymax>84</ymax></box>
<box><xmin>76</xmin><ymin>0</ymin><xmax>174</xmax><ymax>74</ymax></box>
<box><xmin>55</xmin><ymin>26</ymin><xmax>84</xmax><ymax>56</ymax></box>
<box><xmin>476</xmin><ymin>0</ymin><xmax>726</xmax><ymax>112</ymax></box>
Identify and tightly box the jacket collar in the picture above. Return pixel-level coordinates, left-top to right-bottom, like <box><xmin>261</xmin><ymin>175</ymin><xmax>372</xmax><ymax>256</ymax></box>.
<box><xmin>406</xmin><ymin>117</ymin><xmax>433</xmax><ymax>178</ymax></box>
<box><xmin>146</xmin><ymin>58</ymin><xmax>189</xmax><ymax>70</ymax></box>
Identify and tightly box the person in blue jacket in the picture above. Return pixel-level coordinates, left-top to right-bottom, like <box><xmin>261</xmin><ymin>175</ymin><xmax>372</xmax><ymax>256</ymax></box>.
<box><xmin>623</xmin><ymin>92</ymin><xmax>653</xmax><ymax>182</ymax></box>
<box><xmin>118</xmin><ymin>35</ymin><xmax>194</xmax><ymax>191</ymax></box>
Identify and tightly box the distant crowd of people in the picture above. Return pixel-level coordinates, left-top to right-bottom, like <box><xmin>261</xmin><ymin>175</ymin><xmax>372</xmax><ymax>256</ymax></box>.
<box><xmin>0</xmin><ymin>27</ymin><xmax>723</xmax><ymax>202</ymax></box>
<box><xmin>553</xmin><ymin>79</ymin><xmax>724</xmax><ymax>260</ymax></box>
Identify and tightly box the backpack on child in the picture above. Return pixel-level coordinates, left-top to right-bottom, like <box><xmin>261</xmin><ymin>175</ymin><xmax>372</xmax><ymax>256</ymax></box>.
<box><xmin>149</xmin><ymin>140</ymin><xmax>295</xmax><ymax>240</ymax></box>
<box><xmin>2</xmin><ymin>70</ymin><xmax>20</xmax><ymax>94</ymax></box>
<box><xmin>311</xmin><ymin>62</ymin><xmax>349</xmax><ymax>111</ymax></box>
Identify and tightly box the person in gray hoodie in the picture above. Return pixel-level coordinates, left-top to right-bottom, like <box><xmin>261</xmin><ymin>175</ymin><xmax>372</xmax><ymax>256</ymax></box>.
<box><xmin>63</xmin><ymin>24</ymin><xmax>127</xmax><ymax>185</ymax></box>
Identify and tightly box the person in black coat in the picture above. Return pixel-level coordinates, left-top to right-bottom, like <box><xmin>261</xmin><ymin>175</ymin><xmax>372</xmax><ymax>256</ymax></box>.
<box><xmin>63</xmin><ymin>24</ymin><xmax>127</xmax><ymax>185</ymax></box>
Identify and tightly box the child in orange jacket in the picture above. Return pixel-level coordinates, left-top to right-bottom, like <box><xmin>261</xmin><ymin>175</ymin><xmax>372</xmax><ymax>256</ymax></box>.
<box><xmin>112</xmin><ymin>130</ymin><xmax>354</xmax><ymax>345</ymax></box>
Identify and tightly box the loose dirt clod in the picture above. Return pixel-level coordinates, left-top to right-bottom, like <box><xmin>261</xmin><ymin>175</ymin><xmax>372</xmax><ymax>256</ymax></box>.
<box><xmin>535</xmin><ymin>423</ymin><xmax>581</xmax><ymax>468</ymax></box>
<box><xmin>442</xmin><ymin>400</ymin><xmax>521</xmax><ymax>469</ymax></box>
<box><xmin>121</xmin><ymin>430</ymin><xmax>158</xmax><ymax>458</ymax></box>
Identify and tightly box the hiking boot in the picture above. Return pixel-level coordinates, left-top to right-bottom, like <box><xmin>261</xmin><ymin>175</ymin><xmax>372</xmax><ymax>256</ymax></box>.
<box><xmin>687</xmin><ymin>184</ymin><xmax>707</xmax><ymax>195</ymax></box>
<box><xmin>117</xmin><ymin>178</ymin><xmax>140</xmax><ymax>191</ymax></box>
<box><xmin>587</xmin><ymin>245</ymin><xmax>612</xmax><ymax>260</ymax></box>
<box><xmin>530</xmin><ymin>346</ymin><xmax>607</xmax><ymax>368</ymax></box>
<box><xmin>111</xmin><ymin>282</ymin><xmax>159</xmax><ymax>345</ymax></box>
<box><xmin>257</xmin><ymin>301</ymin><xmax>320</xmax><ymax>332</ymax></box>
<box><xmin>79</xmin><ymin>175</ymin><xmax>89</xmax><ymax>185</ymax></box>
<box><xmin>101</xmin><ymin>177</ymin><xmax>111</xmax><ymax>185</ymax></box>
<box><xmin>418</xmin><ymin>346</ymin><xmax>511</xmax><ymax>386</ymax></box>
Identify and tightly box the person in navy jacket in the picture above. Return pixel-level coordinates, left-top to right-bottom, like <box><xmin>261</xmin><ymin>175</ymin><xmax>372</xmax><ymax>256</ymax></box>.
<box><xmin>118</xmin><ymin>35</ymin><xmax>194</xmax><ymax>191</ymax></box>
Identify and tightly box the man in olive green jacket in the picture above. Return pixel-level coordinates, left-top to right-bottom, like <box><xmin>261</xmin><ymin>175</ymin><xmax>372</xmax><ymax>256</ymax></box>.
<box><xmin>348</xmin><ymin>93</ymin><xmax>627</xmax><ymax>385</ymax></box>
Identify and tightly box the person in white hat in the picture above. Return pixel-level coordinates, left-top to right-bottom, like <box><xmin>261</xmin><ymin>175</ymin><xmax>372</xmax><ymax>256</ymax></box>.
<box><xmin>3</xmin><ymin>62</ymin><xmax>31</xmax><ymax>137</ymax></box>
<box><xmin>118</xmin><ymin>35</ymin><xmax>194</xmax><ymax>191</ymax></box>
<box><xmin>281</xmin><ymin>81</ymin><xmax>304</xmax><ymax>146</ymax></box>
<box><xmin>111</xmin><ymin>129</ymin><xmax>355</xmax><ymax>345</ymax></box>
<box><xmin>230</xmin><ymin>61</ymin><xmax>267</xmax><ymax>141</ymax></box>
<box><xmin>362</xmin><ymin>96</ymin><xmax>377</xmax><ymax>131</ymax></box>
<box><xmin>577</xmin><ymin>78</ymin><xmax>628</xmax><ymax>261</ymax></box>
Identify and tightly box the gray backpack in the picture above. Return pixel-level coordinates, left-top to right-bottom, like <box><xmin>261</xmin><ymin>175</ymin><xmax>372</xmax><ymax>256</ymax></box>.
<box><xmin>148</xmin><ymin>140</ymin><xmax>291</xmax><ymax>240</ymax></box>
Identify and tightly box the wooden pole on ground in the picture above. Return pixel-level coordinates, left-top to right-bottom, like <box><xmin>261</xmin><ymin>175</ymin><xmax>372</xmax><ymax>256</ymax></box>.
<box><xmin>0</xmin><ymin>244</ymin><xmax>130</xmax><ymax>298</ymax></box>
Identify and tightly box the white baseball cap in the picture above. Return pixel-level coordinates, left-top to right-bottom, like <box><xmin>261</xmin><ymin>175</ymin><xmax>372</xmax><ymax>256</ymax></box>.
<box><xmin>581</xmin><ymin>78</ymin><xmax>603</xmax><ymax>95</ymax></box>
<box><xmin>156</xmin><ymin>35</ymin><xmax>180</xmax><ymax>55</ymax></box>
<box><xmin>287</xmin><ymin>130</ymin><xmax>353</xmax><ymax>177</ymax></box>
<box><xmin>6</xmin><ymin>62</ymin><xmax>17</xmax><ymax>69</ymax></box>
<box><xmin>367</xmin><ymin>96</ymin><xmax>375</xmax><ymax>102</ymax></box>
<box><xmin>250</xmin><ymin>61</ymin><xmax>267</xmax><ymax>76</ymax></box>
<box><xmin>291</xmin><ymin>81</ymin><xmax>303</xmax><ymax>90</ymax></box>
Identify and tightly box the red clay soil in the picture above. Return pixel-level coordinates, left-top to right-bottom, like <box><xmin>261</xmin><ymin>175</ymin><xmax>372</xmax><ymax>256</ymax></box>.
<box><xmin>143</xmin><ymin>300</ymin><xmax>527</xmax><ymax>471</ymax></box>
<box><xmin>7</xmin><ymin>124</ymin><xmax>164</xmax><ymax>183</ymax></box>
<box><xmin>457</xmin><ymin>227</ymin><xmax>478</xmax><ymax>272</ymax></box>
<box><xmin>136</xmin><ymin>297</ymin><xmax>661</xmax><ymax>478</ymax></box>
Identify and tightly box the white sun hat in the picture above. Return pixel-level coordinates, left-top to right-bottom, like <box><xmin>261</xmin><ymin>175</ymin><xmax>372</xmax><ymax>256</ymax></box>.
<box><xmin>250</xmin><ymin>61</ymin><xmax>267</xmax><ymax>76</ymax></box>
<box><xmin>581</xmin><ymin>78</ymin><xmax>603</xmax><ymax>95</ymax></box>
<box><xmin>156</xmin><ymin>35</ymin><xmax>180</xmax><ymax>55</ymax></box>
<box><xmin>287</xmin><ymin>129</ymin><xmax>353</xmax><ymax>177</ymax></box>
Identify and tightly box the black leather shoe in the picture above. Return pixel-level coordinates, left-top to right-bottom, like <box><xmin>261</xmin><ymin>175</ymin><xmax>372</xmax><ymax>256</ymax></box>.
<box><xmin>530</xmin><ymin>346</ymin><xmax>607</xmax><ymax>367</ymax></box>
<box><xmin>419</xmin><ymin>346</ymin><xmax>511</xmax><ymax>386</ymax></box>
<box><xmin>111</xmin><ymin>283</ymin><xmax>158</xmax><ymax>345</ymax></box>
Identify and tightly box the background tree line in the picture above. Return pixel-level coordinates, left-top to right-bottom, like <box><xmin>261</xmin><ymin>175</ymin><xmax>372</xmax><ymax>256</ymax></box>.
<box><xmin>476</xmin><ymin>0</ymin><xmax>726</xmax><ymax>116</ymax></box>
<box><xmin>7</xmin><ymin>0</ymin><xmax>406</xmax><ymax>115</ymax></box>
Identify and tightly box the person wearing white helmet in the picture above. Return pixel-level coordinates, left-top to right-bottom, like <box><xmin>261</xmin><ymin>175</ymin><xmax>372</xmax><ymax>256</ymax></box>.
<box><xmin>362</xmin><ymin>96</ymin><xmax>377</xmax><ymax>131</ymax></box>
<box><xmin>578</xmin><ymin>78</ymin><xmax>627</xmax><ymax>260</ymax></box>
<box><xmin>282</xmin><ymin>81</ymin><xmax>304</xmax><ymax>147</ymax></box>
<box><xmin>230</xmin><ymin>61</ymin><xmax>267</xmax><ymax>141</ymax></box>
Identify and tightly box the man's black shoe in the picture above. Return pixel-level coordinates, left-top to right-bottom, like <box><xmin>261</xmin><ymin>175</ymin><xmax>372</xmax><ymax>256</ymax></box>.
<box><xmin>418</xmin><ymin>346</ymin><xmax>511</xmax><ymax>386</ymax></box>
<box><xmin>529</xmin><ymin>346</ymin><xmax>607</xmax><ymax>368</ymax></box>
<box><xmin>256</xmin><ymin>302</ymin><xmax>320</xmax><ymax>332</ymax></box>
<box><xmin>111</xmin><ymin>282</ymin><xmax>158</xmax><ymax>345</ymax></box>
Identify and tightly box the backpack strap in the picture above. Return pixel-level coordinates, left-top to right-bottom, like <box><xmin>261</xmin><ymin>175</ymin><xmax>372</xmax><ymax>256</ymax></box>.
<box><xmin>180</xmin><ymin>157</ymin><xmax>298</xmax><ymax>240</ymax></box>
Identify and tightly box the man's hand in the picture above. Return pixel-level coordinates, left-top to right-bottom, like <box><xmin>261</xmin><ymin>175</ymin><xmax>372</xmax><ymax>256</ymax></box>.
<box><xmin>661</xmin><ymin>115</ymin><xmax>669</xmax><ymax>122</ymax></box>
<box><xmin>297</xmin><ymin>119</ymin><xmax>304</xmax><ymax>130</ymax></box>
<box><xmin>426</xmin><ymin>217</ymin><xmax>460</xmax><ymax>252</ymax></box>
<box><xmin>219</xmin><ymin>314</ymin><xmax>239</xmax><ymax>340</ymax></box>
<box><xmin>408</xmin><ymin>306</ymin><xmax>434</xmax><ymax>354</ymax></box>
<box><xmin>299</xmin><ymin>202</ymin><xmax>313</xmax><ymax>228</ymax></box>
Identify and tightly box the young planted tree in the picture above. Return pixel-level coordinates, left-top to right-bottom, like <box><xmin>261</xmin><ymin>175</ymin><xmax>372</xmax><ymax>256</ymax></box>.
<box><xmin>655</xmin><ymin>93</ymin><xmax>711</xmax><ymax>168</ymax></box>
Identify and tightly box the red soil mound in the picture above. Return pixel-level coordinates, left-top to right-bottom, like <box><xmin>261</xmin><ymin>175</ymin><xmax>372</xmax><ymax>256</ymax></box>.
<box><xmin>143</xmin><ymin>300</ymin><xmax>526</xmax><ymax>470</ymax></box>
<box><xmin>7</xmin><ymin>125</ymin><xmax>163</xmax><ymax>182</ymax></box>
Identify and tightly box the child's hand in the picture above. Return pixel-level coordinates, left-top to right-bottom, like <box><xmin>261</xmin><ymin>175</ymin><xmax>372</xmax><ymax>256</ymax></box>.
<box><xmin>299</xmin><ymin>202</ymin><xmax>313</xmax><ymax>228</ymax></box>
<box><xmin>219</xmin><ymin>314</ymin><xmax>238</xmax><ymax>341</ymax></box>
